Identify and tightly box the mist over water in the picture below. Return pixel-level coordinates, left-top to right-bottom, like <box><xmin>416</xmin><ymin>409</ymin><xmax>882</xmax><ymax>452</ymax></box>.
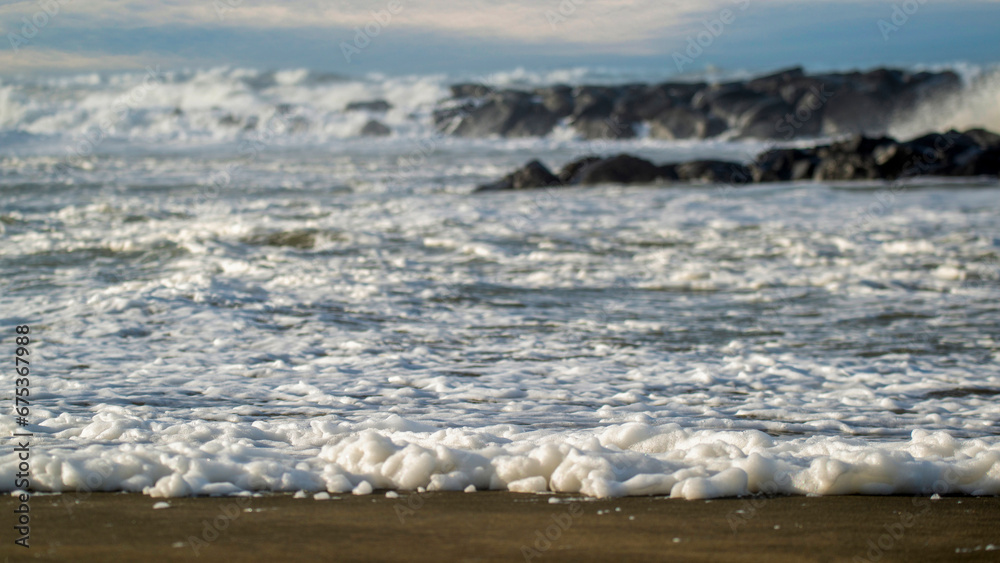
<box><xmin>890</xmin><ymin>67</ymin><xmax>1000</xmax><ymax>140</ymax></box>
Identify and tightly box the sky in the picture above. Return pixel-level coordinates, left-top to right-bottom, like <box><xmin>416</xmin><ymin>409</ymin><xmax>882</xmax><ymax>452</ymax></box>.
<box><xmin>0</xmin><ymin>0</ymin><xmax>998</xmax><ymax>77</ymax></box>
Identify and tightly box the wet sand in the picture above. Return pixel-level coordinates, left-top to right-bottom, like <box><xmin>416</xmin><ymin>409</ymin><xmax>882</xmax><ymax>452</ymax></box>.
<box><xmin>2</xmin><ymin>492</ymin><xmax>998</xmax><ymax>562</ymax></box>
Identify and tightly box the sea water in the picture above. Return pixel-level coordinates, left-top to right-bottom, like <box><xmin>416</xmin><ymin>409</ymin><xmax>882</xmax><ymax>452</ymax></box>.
<box><xmin>1</xmin><ymin>67</ymin><xmax>998</xmax><ymax>498</ymax></box>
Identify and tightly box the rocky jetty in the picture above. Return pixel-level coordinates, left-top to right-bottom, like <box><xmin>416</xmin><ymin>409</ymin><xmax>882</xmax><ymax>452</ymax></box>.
<box><xmin>436</xmin><ymin>67</ymin><xmax>961</xmax><ymax>141</ymax></box>
<box><xmin>359</xmin><ymin>119</ymin><xmax>392</xmax><ymax>137</ymax></box>
<box><xmin>345</xmin><ymin>99</ymin><xmax>392</xmax><ymax>113</ymax></box>
<box><xmin>474</xmin><ymin>128</ymin><xmax>1000</xmax><ymax>192</ymax></box>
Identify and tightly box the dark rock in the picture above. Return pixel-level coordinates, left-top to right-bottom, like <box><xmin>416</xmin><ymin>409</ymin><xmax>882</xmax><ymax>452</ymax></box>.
<box><xmin>243</xmin><ymin>229</ymin><xmax>319</xmax><ymax>249</ymax></box>
<box><xmin>810</xmin><ymin>135</ymin><xmax>896</xmax><ymax>180</ymax></box>
<box><xmin>360</xmin><ymin>120</ymin><xmax>391</xmax><ymax>137</ymax></box>
<box><xmin>449</xmin><ymin>92</ymin><xmax>560</xmax><ymax>138</ymax></box>
<box><xmin>867</xmin><ymin>131</ymin><xmax>980</xmax><ymax>179</ymax></box>
<box><xmin>558</xmin><ymin>156</ymin><xmax>602</xmax><ymax>184</ymax></box>
<box><xmin>737</xmin><ymin>98</ymin><xmax>796</xmax><ymax>139</ymax></box>
<box><xmin>625</xmin><ymin>85</ymin><xmax>677</xmax><ymax>121</ymax></box>
<box><xmin>575</xmin><ymin>154</ymin><xmax>666</xmax><ymax>185</ymax></box>
<box><xmin>945</xmin><ymin>146</ymin><xmax>995</xmax><ymax>176</ymax></box>
<box><xmin>675</xmin><ymin>160</ymin><xmax>752</xmax><ymax>184</ymax></box>
<box><xmin>751</xmin><ymin>149</ymin><xmax>817</xmax><ymax>182</ymax></box>
<box><xmin>870</xmin><ymin>142</ymin><xmax>918</xmax><ymax>179</ymax></box>
<box><xmin>475</xmin><ymin>160</ymin><xmax>561</xmax><ymax>192</ymax></box>
<box><xmin>699</xmin><ymin>86</ymin><xmax>772</xmax><ymax>123</ymax></box>
<box><xmin>284</xmin><ymin>116</ymin><xmax>310</xmax><ymax>134</ymax></box>
<box><xmin>820</xmin><ymin>70</ymin><xmax>925</xmax><ymax>127</ymax></box>
<box><xmin>821</xmin><ymin>89</ymin><xmax>894</xmax><ymax>136</ymax></box>
<box><xmin>439</xmin><ymin>68</ymin><xmax>969</xmax><ymax>141</ymax></box>
<box><xmin>573</xmin><ymin>114</ymin><xmax>636</xmax><ymax>139</ymax></box>
<box><xmin>535</xmin><ymin>85</ymin><xmax>574</xmax><ymax>117</ymax></box>
<box><xmin>649</xmin><ymin>107</ymin><xmax>726</xmax><ymax>140</ymax></box>
<box><xmin>812</xmin><ymin>154</ymin><xmax>880</xmax><ymax>181</ymax></box>
<box><xmin>432</xmin><ymin>100</ymin><xmax>477</xmax><ymax>131</ymax></box>
<box><xmin>657</xmin><ymin>164</ymin><xmax>680</xmax><ymax>182</ymax></box>
<box><xmin>570</xmin><ymin>87</ymin><xmax>636</xmax><ymax>139</ymax></box>
<box><xmin>967</xmin><ymin>147</ymin><xmax>1000</xmax><ymax>176</ymax></box>
<box><xmin>449</xmin><ymin>96</ymin><xmax>520</xmax><ymax>137</ymax></box>
<box><xmin>451</xmin><ymin>83</ymin><xmax>494</xmax><ymax>98</ymax></box>
<box><xmin>901</xmin><ymin>131</ymin><xmax>999</xmax><ymax>177</ymax></box>
<box><xmin>859</xmin><ymin>68</ymin><xmax>907</xmax><ymax>94</ymax></box>
<box><xmin>746</xmin><ymin>67</ymin><xmax>805</xmax><ymax>97</ymax></box>
<box><xmin>475</xmin><ymin>127</ymin><xmax>1000</xmax><ymax>191</ymax></box>
<box><xmin>776</xmin><ymin>76</ymin><xmax>839</xmax><ymax>107</ymax></box>
<box><xmin>505</xmin><ymin>105</ymin><xmax>562</xmax><ymax>137</ymax></box>
<box><xmin>660</xmin><ymin>82</ymin><xmax>706</xmax><ymax>105</ymax></box>
<box><xmin>791</xmin><ymin>159</ymin><xmax>818</xmax><ymax>181</ymax></box>
<box><xmin>781</xmin><ymin>87</ymin><xmax>829</xmax><ymax>137</ymax></box>
<box><xmin>908</xmin><ymin>71</ymin><xmax>962</xmax><ymax>94</ymax></box>
<box><xmin>571</xmin><ymin>86</ymin><xmax>616</xmax><ymax>117</ymax></box>
<box><xmin>827</xmin><ymin>135</ymin><xmax>898</xmax><ymax>157</ymax></box>
<box><xmin>901</xmin><ymin>130</ymin><xmax>981</xmax><ymax>175</ymax></box>
<box><xmin>690</xmin><ymin>83</ymin><xmax>730</xmax><ymax>111</ymax></box>
<box><xmin>963</xmin><ymin>128</ymin><xmax>1000</xmax><ymax>150</ymax></box>
<box><xmin>894</xmin><ymin>71</ymin><xmax>962</xmax><ymax>113</ymax></box>
<box><xmin>346</xmin><ymin>100</ymin><xmax>392</xmax><ymax>113</ymax></box>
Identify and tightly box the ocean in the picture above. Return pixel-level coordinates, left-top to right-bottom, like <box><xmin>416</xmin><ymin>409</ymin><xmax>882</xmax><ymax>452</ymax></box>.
<box><xmin>1</xmin><ymin>65</ymin><xmax>999</xmax><ymax>499</ymax></box>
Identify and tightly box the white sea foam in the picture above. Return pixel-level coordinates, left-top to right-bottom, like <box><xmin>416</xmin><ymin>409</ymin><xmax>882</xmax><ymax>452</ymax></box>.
<box><xmin>3</xmin><ymin>417</ymin><xmax>999</xmax><ymax>499</ymax></box>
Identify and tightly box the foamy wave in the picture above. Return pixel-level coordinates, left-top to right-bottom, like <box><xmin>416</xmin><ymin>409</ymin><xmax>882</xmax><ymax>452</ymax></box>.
<box><xmin>0</xmin><ymin>67</ymin><xmax>449</xmax><ymax>151</ymax></box>
<box><xmin>890</xmin><ymin>66</ymin><xmax>1000</xmax><ymax>140</ymax></box>
<box><xmin>3</xmin><ymin>63</ymin><xmax>1000</xmax><ymax>157</ymax></box>
<box><xmin>5</xmin><ymin>417</ymin><xmax>998</xmax><ymax>499</ymax></box>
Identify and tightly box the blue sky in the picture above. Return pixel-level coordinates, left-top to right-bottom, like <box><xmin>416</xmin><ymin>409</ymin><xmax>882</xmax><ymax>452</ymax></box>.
<box><xmin>1</xmin><ymin>0</ymin><xmax>998</xmax><ymax>76</ymax></box>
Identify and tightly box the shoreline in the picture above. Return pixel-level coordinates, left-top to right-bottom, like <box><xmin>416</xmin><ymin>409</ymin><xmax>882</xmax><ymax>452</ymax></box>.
<box><xmin>3</xmin><ymin>492</ymin><xmax>998</xmax><ymax>562</ymax></box>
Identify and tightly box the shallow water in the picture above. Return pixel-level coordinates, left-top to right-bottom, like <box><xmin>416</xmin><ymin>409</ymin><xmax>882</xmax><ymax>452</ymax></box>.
<box><xmin>1</xmin><ymin>69</ymin><xmax>999</xmax><ymax>498</ymax></box>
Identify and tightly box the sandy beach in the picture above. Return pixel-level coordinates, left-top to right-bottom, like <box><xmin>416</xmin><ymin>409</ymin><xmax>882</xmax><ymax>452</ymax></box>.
<box><xmin>2</xmin><ymin>493</ymin><xmax>998</xmax><ymax>562</ymax></box>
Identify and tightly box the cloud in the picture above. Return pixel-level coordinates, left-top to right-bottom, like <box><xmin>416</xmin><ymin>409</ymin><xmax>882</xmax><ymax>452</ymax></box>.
<box><xmin>2</xmin><ymin>0</ymin><xmax>998</xmax><ymax>46</ymax></box>
<box><xmin>0</xmin><ymin>0</ymin><xmax>758</xmax><ymax>44</ymax></box>
<box><xmin>0</xmin><ymin>48</ymin><xmax>170</xmax><ymax>73</ymax></box>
